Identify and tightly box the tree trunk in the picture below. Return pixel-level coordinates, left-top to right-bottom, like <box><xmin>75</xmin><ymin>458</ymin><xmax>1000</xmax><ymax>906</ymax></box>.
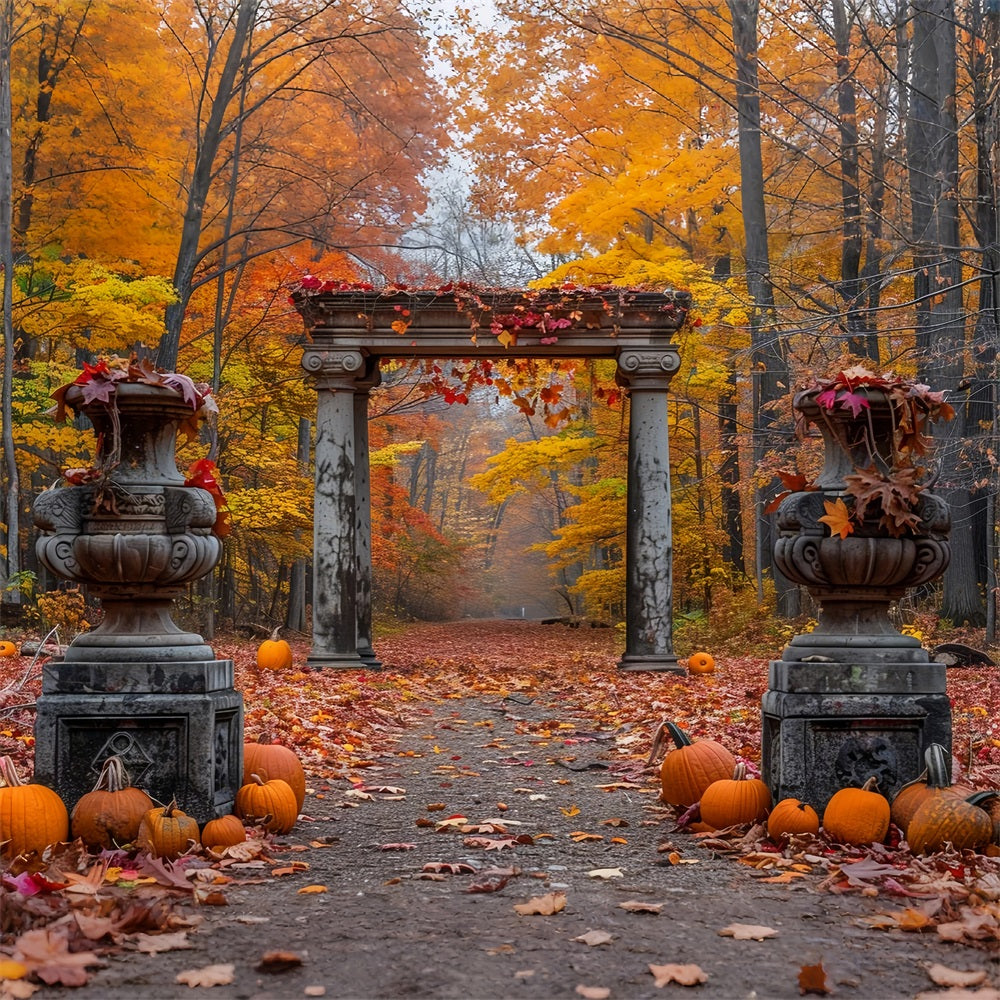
<box><xmin>725</xmin><ymin>0</ymin><xmax>796</xmax><ymax>615</ymax></box>
<box><xmin>906</xmin><ymin>0</ymin><xmax>984</xmax><ymax>625</ymax></box>
<box><xmin>0</xmin><ymin>2</ymin><xmax>20</xmax><ymax>602</ymax></box>
<box><xmin>157</xmin><ymin>0</ymin><xmax>258</xmax><ymax>370</ymax></box>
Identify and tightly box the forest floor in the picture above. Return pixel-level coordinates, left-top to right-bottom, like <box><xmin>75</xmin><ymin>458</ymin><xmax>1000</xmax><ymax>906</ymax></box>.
<box><xmin>1</xmin><ymin>620</ymin><xmax>1000</xmax><ymax>1000</ymax></box>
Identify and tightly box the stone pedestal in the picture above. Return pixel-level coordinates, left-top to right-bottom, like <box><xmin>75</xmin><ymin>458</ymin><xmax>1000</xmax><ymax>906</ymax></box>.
<box><xmin>32</xmin><ymin>381</ymin><xmax>243</xmax><ymax>823</ymax></box>
<box><xmin>34</xmin><ymin>659</ymin><xmax>242</xmax><ymax>822</ymax></box>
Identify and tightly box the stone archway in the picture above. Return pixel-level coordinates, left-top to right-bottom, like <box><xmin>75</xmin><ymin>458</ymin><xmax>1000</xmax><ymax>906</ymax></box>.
<box><xmin>291</xmin><ymin>286</ymin><xmax>692</xmax><ymax>672</ymax></box>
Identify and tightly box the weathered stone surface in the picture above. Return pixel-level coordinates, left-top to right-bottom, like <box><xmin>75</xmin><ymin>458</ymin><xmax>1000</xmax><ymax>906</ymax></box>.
<box><xmin>295</xmin><ymin>289</ymin><xmax>689</xmax><ymax>672</ymax></box>
<box><xmin>33</xmin><ymin>683</ymin><xmax>243</xmax><ymax>822</ymax></box>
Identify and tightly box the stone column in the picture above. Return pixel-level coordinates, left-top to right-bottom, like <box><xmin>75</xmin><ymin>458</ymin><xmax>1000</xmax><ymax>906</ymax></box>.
<box><xmin>304</xmin><ymin>350</ymin><xmax>366</xmax><ymax>668</ymax></box>
<box><xmin>354</xmin><ymin>363</ymin><xmax>381</xmax><ymax>667</ymax></box>
<box><xmin>615</xmin><ymin>348</ymin><xmax>683</xmax><ymax>672</ymax></box>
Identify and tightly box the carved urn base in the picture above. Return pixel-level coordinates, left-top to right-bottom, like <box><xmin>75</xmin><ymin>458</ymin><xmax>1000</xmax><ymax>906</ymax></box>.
<box><xmin>761</xmin><ymin>654</ymin><xmax>950</xmax><ymax>812</ymax></box>
<box><xmin>33</xmin><ymin>658</ymin><xmax>243</xmax><ymax>824</ymax></box>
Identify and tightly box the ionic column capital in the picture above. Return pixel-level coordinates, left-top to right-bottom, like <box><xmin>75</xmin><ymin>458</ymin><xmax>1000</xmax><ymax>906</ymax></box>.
<box><xmin>302</xmin><ymin>349</ymin><xmax>368</xmax><ymax>390</ymax></box>
<box><xmin>615</xmin><ymin>347</ymin><xmax>681</xmax><ymax>389</ymax></box>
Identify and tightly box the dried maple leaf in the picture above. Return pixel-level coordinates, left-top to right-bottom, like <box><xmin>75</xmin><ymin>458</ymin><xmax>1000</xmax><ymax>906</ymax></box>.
<box><xmin>421</xmin><ymin>862</ymin><xmax>478</xmax><ymax>875</ymax></box>
<box><xmin>718</xmin><ymin>923</ymin><xmax>778</xmax><ymax>940</ymax></box>
<box><xmin>257</xmin><ymin>951</ymin><xmax>303</xmax><ymax>973</ymax></box>
<box><xmin>573</xmin><ymin>930</ymin><xmax>614</xmax><ymax>947</ymax></box>
<box><xmin>513</xmin><ymin>891</ymin><xmax>566</xmax><ymax>916</ymax></box>
<box><xmin>175</xmin><ymin>963</ymin><xmax>235</xmax><ymax>988</ymax></box>
<box><xmin>466</xmin><ymin>876</ymin><xmax>510</xmax><ymax>893</ymax></box>
<box><xmin>924</xmin><ymin>964</ymin><xmax>987</xmax><ymax>988</ymax></box>
<box><xmin>133</xmin><ymin>931</ymin><xmax>192</xmax><ymax>955</ymax></box>
<box><xmin>12</xmin><ymin>927</ymin><xmax>104</xmax><ymax>987</ymax></box>
<box><xmin>817</xmin><ymin>497</ymin><xmax>854</xmax><ymax>539</ymax></box>
<box><xmin>798</xmin><ymin>961</ymin><xmax>832</xmax><ymax>995</ymax></box>
<box><xmin>618</xmin><ymin>900</ymin><xmax>663</xmax><ymax>914</ymax></box>
<box><xmin>648</xmin><ymin>962</ymin><xmax>708</xmax><ymax>987</ymax></box>
<box><xmin>576</xmin><ymin>986</ymin><xmax>611</xmax><ymax>999</ymax></box>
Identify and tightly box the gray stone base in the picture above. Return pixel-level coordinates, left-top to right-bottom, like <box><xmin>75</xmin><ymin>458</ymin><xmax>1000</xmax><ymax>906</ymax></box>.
<box><xmin>617</xmin><ymin>653</ymin><xmax>684</xmax><ymax>673</ymax></box>
<box><xmin>306</xmin><ymin>651</ymin><xmax>366</xmax><ymax>669</ymax></box>
<box><xmin>33</xmin><ymin>658</ymin><xmax>243</xmax><ymax>825</ymax></box>
<box><xmin>761</xmin><ymin>657</ymin><xmax>951</xmax><ymax>815</ymax></box>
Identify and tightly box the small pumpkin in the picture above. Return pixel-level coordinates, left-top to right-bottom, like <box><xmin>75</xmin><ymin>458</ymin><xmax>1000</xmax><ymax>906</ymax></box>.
<box><xmin>70</xmin><ymin>756</ymin><xmax>154</xmax><ymax>850</ymax></box>
<box><xmin>0</xmin><ymin>641</ymin><xmax>17</xmax><ymax>658</ymax></box>
<box><xmin>235</xmin><ymin>775</ymin><xmax>298</xmax><ymax>835</ymax></box>
<box><xmin>699</xmin><ymin>762</ymin><xmax>772</xmax><ymax>828</ymax></box>
<box><xmin>136</xmin><ymin>800</ymin><xmax>200</xmax><ymax>860</ymax></box>
<box><xmin>243</xmin><ymin>742</ymin><xmax>306</xmax><ymax>812</ymax></box>
<box><xmin>0</xmin><ymin>756</ymin><xmax>69</xmax><ymax>860</ymax></box>
<box><xmin>907</xmin><ymin>789</ymin><xmax>993</xmax><ymax>855</ymax></box>
<box><xmin>201</xmin><ymin>813</ymin><xmax>247</xmax><ymax>851</ymax></box>
<box><xmin>257</xmin><ymin>628</ymin><xmax>293</xmax><ymax>671</ymax></box>
<box><xmin>822</xmin><ymin>777</ymin><xmax>890</xmax><ymax>845</ymax></box>
<box><xmin>767</xmin><ymin>798</ymin><xmax>820</xmax><ymax>842</ymax></box>
<box><xmin>890</xmin><ymin>744</ymin><xmax>972</xmax><ymax>834</ymax></box>
<box><xmin>687</xmin><ymin>652</ymin><xmax>716</xmax><ymax>674</ymax></box>
<box><xmin>967</xmin><ymin>791</ymin><xmax>1000</xmax><ymax>852</ymax></box>
<box><xmin>654</xmin><ymin>722</ymin><xmax>736</xmax><ymax>808</ymax></box>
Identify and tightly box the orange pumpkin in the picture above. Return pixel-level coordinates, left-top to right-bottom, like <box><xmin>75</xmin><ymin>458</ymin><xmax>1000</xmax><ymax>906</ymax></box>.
<box><xmin>201</xmin><ymin>813</ymin><xmax>247</xmax><ymax>851</ymax></box>
<box><xmin>0</xmin><ymin>756</ymin><xmax>69</xmax><ymax>860</ymax></box>
<box><xmin>699</xmin><ymin>763</ymin><xmax>772</xmax><ymax>828</ymax></box>
<box><xmin>687</xmin><ymin>652</ymin><xmax>716</xmax><ymax>674</ymax></box>
<box><xmin>767</xmin><ymin>798</ymin><xmax>820</xmax><ymax>841</ymax></box>
<box><xmin>257</xmin><ymin>628</ymin><xmax>293</xmax><ymax>671</ymax></box>
<box><xmin>890</xmin><ymin>744</ymin><xmax>972</xmax><ymax>834</ymax></box>
<box><xmin>243</xmin><ymin>742</ymin><xmax>306</xmax><ymax>812</ymax></box>
<box><xmin>0</xmin><ymin>641</ymin><xmax>17</xmax><ymax>658</ymax></box>
<box><xmin>655</xmin><ymin>722</ymin><xmax>736</xmax><ymax>807</ymax></box>
<box><xmin>136</xmin><ymin>800</ymin><xmax>200</xmax><ymax>860</ymax></box>
<box><xmin>71</xmin><ymin>756</ymin><xmax>154</xmax><ymax>849</ymax></box>
<box><xmin>822</xmin><ymin>777</ymin><xmax>890</xmax><ymax>845</ymax></box>
<box><xmin>967</xmin><ymin>791</ymin><xmax>1000</xmax><ymax>851</ymax></box>
<box><xmin>235</xmin><ymin>775</ymin><xmax>298</xmax><ymax>835</ymax></box>
<box><xmin>907</xmin><ymin>792</ymin><xmax>993</xmax><ymax>854</ymax></box>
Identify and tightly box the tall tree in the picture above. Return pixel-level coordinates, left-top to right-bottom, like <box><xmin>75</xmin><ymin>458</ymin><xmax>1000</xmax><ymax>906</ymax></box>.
<box><xmin>906</xmin><ymin>0</ymin><xmax>984</xmax><ymax>625</ymax></box>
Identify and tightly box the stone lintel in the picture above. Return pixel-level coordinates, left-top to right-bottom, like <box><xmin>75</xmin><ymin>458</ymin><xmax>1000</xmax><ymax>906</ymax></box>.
<box><xmin>294</xmin><ymin>289</ymin><xmax>689</xmax><ymax>360</ymax></box>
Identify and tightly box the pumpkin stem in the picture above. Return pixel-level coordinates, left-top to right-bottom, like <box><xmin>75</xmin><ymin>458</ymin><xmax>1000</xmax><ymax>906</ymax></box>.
<box><xmin>731</xmin><ymin>762</ymin><xmax>747</xmax><ymax>781</ymax></box>
<box><xmin>664</xmin><ymin>722</ymin><xmax>693</xmax><ymax>749</ymax></box>
<box><xmin>923</xmin><ymin>743</ymin><xmax>952</xmax><ymax>789</ymax></box>
<box><xmin>94</xmin><ymin>755</ymin><xmax>132</xmax><ymax>794</ymax></box>
<box><xmin>860</xmin><ymin>776</ymin><xmax>881</xmax><ymax>793</ymax></box>
<box><xmin>270</xmin><ymin>626</ymin><xmax>282</xmax><ymax>642</ymax></box>
<box><xmin>0</xmin><ymin>755</ymin><xmax>24</xmax><ymax>787</ymax></box>
<box><xmin>966</xmin><ymin>790</ymin><xmax>998</xmax><ymax>809</ymax></box>
<box><xmin>646</xmin><ymin>722</ymin><xmax>694</xmax><ymax>767</ymax></box>
<box><xmin>250</xmin><ymin>773</ymin><xmax>266</xmax><ymax>786</ymax></box>
<box><xmin>163</xmin><ymin>798</ymin><xmax>180</xmax><ymax>817</ymax></box>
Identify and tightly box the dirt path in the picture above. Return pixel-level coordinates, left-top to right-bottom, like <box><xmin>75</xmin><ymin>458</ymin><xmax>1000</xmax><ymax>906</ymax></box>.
<box><xmin>34</xmin><ymin>693</ymin><xmax>997</xmax><ymax>1000</ymax></box>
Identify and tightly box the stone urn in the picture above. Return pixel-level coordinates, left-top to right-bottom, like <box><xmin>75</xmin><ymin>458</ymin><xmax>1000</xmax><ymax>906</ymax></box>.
<box><xmin>34</xmin><ymin>382</ymin><xmax>222</xmax><ymax>662</ymax></box>
<box><xmin>32</xmin><ymin>377</ymin><xmax>242</xmax><ymax>822</ymax></box>
<box><xmin>773</xmin><ymin>386</ymin><xmax>951</xmax><ymax>662</ymax></box>
<box><xmin>762</xmin><ymin>373</ymin><xmax>953</xmax><ymax>810</ymax></box>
